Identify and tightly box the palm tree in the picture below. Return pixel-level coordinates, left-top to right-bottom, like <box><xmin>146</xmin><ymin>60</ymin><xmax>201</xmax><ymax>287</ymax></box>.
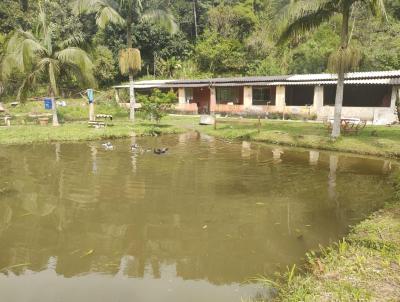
<box><xmin>73</xmin><ymin>0</ymin><xmax>177</xmax><ymax>122</ymax></box>
<box><xmin>279</xmin><ymin>0</ymin><xmax>386</xmax><ymax>138</ymax></box>
<box><xmin>1</xmin><ymin>2</ymin><xmax>95</xmax><ymax>126</ymax></box>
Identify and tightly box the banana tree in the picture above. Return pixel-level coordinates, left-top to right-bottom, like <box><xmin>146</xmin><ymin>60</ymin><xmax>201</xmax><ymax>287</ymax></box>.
<box><xmin>73</xmin><ymin>0</ymin><xmax>177</xmax><ymax>122</ymax></box>
<box><xmin>279</xmin><ymin>0</ymin><xmax>386</xmax><ymax>138</ymax></box>
<box><xmin>1</xmin><ymin>2</ymin><xmax>95</xmax><ymax>126</ymax></box>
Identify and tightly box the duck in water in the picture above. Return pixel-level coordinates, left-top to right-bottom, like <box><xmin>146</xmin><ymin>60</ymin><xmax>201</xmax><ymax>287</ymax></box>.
<box><xmin>102</xmin><ymin>142</ymin><xmax>114</xmax><ymax>150</ymax></box>
<box><xmin>154</xmin><ymin>147</ymin><xmax>168</xmax><ymax>155</ymax></box>
<box><xmin>131</xmin><ymin>144</ymin><xmax>139</xmax><ymax>151</ymax></box>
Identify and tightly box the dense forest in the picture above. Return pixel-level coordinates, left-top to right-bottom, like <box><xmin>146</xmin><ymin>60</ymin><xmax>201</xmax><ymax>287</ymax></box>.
<box><xmin>0</xmin><ymin>0</ymin><xmax>399</xmax><ymax>97</ymax></box>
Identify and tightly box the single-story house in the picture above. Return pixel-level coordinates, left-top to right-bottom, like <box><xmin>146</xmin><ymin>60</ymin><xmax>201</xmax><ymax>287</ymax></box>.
<box><xmin>114</xmin><ymin>70</ymin><xmax>400</xmax><ymax>125</ymax></box>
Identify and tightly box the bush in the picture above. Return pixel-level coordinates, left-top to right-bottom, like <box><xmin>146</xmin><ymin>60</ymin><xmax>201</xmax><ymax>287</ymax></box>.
<box><xmin>93</xmin><ymin>46</ymin><xmax>118</xmax><ymax>88</ymax></box>
<box><xmin>138</xmin><ymin>89</ymin><xmax>177</xmax><ymax>123</ymax></box>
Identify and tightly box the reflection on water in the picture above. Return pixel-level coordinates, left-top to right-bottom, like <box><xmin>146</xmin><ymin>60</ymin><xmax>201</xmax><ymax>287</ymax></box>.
<box><xmin>0</xmin><ymin>133</ymin><xmax>396</xmax><ymax>302</ymax></box>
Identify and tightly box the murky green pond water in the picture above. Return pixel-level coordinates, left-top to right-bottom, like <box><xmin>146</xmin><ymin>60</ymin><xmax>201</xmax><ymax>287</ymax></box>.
<box><xmin>0</xmin><ymin>132</ymin><xmax>396</xmax><ymax>302</ymax></box>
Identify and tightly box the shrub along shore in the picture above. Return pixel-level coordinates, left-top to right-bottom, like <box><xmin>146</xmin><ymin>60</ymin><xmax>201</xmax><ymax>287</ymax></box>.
<box><xmin>1</xmin><ymin>109</ymin><xmax>400</xmax><ymax>301</ymax></box>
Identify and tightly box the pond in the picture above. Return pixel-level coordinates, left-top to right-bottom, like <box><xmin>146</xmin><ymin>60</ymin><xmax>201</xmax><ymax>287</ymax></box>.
<box><xmin>0</xmin><ymin>132</ymin><xmax>396</xmax><ymax>302</ymax></box>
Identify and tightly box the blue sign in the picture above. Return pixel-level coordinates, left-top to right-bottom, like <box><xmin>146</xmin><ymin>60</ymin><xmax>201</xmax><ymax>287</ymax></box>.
<box><xmin>87</xmin><ymin>89</ymin><xmax>94</xmax><ymax>104</ymax></box>
<box><xmin>44</xmin><ymin>98</ymin><xmax>52</xmax><ymax>110</ymax></box>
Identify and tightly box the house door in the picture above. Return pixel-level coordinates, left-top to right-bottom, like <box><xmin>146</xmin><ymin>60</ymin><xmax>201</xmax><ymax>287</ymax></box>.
<box><xmin>193</xmin><ymin>87</ymin><xmax>211</xmax><ymax>114</ymax></box>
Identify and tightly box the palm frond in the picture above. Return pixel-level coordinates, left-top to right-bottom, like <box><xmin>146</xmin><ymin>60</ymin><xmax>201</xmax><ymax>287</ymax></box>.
<box><xmin>56</xmin><ymin>47</ymin><xmax>95</xmax><ymax>86</ymax></box>
<box><xmin>57</xmin><ymin>32</ymin><xmax>85</xmax><ymax>49</ymax></box>
<box><xmin>2</xmin><ymin>30</ymin><xmax>47</xmax><ymax>76</ymax></box>
<box><xmin>142</xmin><ymin>9</ymin><xmax>178</xmax><ymax>34</ymax></box>
<box><xmin>20</xmin><ymin>38</ymin><xmax>47</xmax><ymax>68</ymax></box>
<box><xmin>328</xmin><ymin>46</ymin><xmax>362</xmax><ymax>73</ymax></box>
<box><xmin>364</xmin><ymin>0</ymin><xmax>387</xmax><ymax>20</ymax></box>
<box><xmin>278</xmin><ymin>0</ymin><xmax>338</xmax><ymax>45</ymax></box>
<box><xmin>72</xmin><ymin>0</ymin><xmax>124</xmax><ymax>28</ymax></box>
<box><xmin>71</xmin><ymin>0</ymin><xmax>104</xmax><ymax>14</ymax></box>
<box><xmin>96</xmin><ymin>5</ymin><xmax>125</xmax><ymax>28</ymax></box>
<box><xmin>119</xmin><ymin>48</ymin><xmax>141</xmax><ymax>75</ymax></box>
<box><xmin>1</xmin><ymin>54</ymin><xmax>21</xmax><ymax>80</ymax></box>
<box><xmin>16</xmin><ymin>65</ymin><xmax>47</xmax><ymax>101</ymax></box>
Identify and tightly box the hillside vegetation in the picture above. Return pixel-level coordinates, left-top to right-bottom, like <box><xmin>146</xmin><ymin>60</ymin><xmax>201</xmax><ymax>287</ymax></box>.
<box><xmin>0</xmin><ymin>0</ymin><xmax>399</xmax><ymax>102</ymax></box>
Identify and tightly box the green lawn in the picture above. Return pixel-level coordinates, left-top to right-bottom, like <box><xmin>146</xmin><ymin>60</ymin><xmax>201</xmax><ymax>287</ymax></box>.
<box><xmin>1</xmin><ymin>114</ymin><xmax>400</xmax><ymax>159</ymax></box>
<box><xmin>0</xmin><ymin>119</ymin><xmax>185</xmax><ymax>145</ymax></box>
<box><xmin>194</xmin><ymin>118</ymin><xmax>400</xmax><ymax>158</ymax></box>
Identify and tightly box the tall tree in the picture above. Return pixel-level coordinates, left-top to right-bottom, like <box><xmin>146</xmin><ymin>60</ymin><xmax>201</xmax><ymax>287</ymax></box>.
<box><xmin>1</xmin><ymin>1</ymin><xmax>95</xmax><ymax>126</ymax></box>
<box><xmin>279</xmin><ymin>0</ymin><xmax>386</xmax><ymax>138</ymax></box>
<box><xmin>73</xmin><ymin>0</ymin><xmax>177</xmax><ymax>122</ymax></box>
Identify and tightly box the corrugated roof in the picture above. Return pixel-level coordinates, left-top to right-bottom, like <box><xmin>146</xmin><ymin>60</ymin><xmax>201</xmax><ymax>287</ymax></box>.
<box><xmin>114</xmin><ymin>70</ymin><xmax>400</xmax><ymax>89</ymax></box>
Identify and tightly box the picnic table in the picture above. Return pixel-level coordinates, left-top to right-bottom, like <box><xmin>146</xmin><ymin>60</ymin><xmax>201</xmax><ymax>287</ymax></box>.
<box><xmin>324</xmin><ymin>118</ymin><xmax>367</xmax><ymax>135</ymax></box>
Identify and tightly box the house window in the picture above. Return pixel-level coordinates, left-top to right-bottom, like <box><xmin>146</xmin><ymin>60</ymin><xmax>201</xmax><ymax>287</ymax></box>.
<box><xmin>285</xmin><ymin>86</ymin><xmax>314</xmax><ymax>106</ymax></box>
<box><xmin>252</xmin><ymin>87</ymin><xmax>272</xmax><ymax>105</ymax></box>
<box><xmin>216</xmin><ymin>87</ymin><xmax>240</xmax><ymax>104</ymax></box>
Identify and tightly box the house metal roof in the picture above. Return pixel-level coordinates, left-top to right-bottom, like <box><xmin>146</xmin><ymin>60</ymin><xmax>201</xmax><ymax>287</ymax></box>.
<box><xmin>113</xmin><ymin>70</ymin><xmax>400</xmax><ymax>89</ymax></box>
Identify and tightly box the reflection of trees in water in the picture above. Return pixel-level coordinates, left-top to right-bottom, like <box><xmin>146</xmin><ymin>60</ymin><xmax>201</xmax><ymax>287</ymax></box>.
<box><xmin>0</xmin><ymin>141</ymin><xmax>395</xmax><ymax>284</ymax></box>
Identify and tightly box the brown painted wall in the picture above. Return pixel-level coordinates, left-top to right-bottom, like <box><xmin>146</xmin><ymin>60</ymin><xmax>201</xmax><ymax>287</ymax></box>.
<box><xmin>192</xmin><ymin>87</ymin><xmax>211</xmax><ymax>114</ymax></box>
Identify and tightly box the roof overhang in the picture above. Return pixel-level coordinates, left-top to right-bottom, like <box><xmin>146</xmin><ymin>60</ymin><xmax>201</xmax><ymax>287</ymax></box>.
<box><xmin>113</xmin><ymin>70</ymin><xmax>400</xmax><ymax>89</ymax></box>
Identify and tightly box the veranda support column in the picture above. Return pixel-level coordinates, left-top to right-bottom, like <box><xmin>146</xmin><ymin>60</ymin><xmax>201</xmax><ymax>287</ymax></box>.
<box><xmin>275</xmin><ymin>86</ymin><xmax>286</xmax><ymax>112</ymax></box>
<box><xmin>390</xmin><ymin>85</ymin><xmax>400</xmax><ymax>109</ymax></box>
<box><xmin>178</xmin><ymin>88</ymin><xmax>186</xmax><ymax>105</ymax></box>
<box><xmin>391</xmin><ymin>85</ymin><xmax>400</xmax><ymax>123</ymax></box>
<box><xmin>243</xmin><ymin>86</ymin><xmax>252</xmax><ymax>109</ymax></box>
<box><xmin>313</xmin><ymin>85</ymin><xmax>324</xmax><ymax>117</ymax></box>
<box><xmin>114</xmin><ymin>89</ymin><xmax>120</xmax><ymax>103</ymax></box>
<box><xmin>210</xmin><ymin>87</ymin><xmax>216</xmax><ymax>113</ymax></box>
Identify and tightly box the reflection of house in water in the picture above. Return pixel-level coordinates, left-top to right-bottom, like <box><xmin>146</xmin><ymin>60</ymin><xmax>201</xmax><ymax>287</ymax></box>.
<box><xmin>309</xmin><ymin>151</ymin><xmax>319</xmax><ymax>165</ymax></box>
<box><xmin>115</xmin><ymin>71</ymin><xmax>400</xmax><ymax>125</ymax></box>
<box><xmin>241</xmin><ymin>141</ymin><xmax>251</xmax><ymax>158</ymax></box>
<box><xmin>272</xmin><ymin>148</ymin><xmax>283</xmax><ymax>163</ymax></box>
<box><xmin>328</xmin><ymin>155</ymin><xmax>338</xmax><ymax>201</ymax></box>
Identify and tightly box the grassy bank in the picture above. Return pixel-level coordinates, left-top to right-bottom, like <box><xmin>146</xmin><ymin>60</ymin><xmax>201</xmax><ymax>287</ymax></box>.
<box><xmin>0</xmin><ymin>119</ymin><xmax>185</xmax><ymax>145</ymax></box>
<box><xmin>1</xmin><ymin>114</ymin><xmax>400</xmax><ymax>158</ymax></box>
<box><xmin>193</xmin><ymin>117</ymin><xmax>400</xmax><ymax>159</ymax></box>
<box><xmin>269</xmin><ymin>173</ymin><xmax>400</xmax><ymax>301</ymax></box>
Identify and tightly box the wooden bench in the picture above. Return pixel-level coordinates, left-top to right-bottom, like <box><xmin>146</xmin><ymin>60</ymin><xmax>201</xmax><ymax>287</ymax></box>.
<box><xmin>96</xmin><ymin>114</ymin><xmax>113</xmax><ymax>126</ymax></box>
<box><xmin>88</xmin><ymin>121</ymin><xmax>106</xmax><ymax>128</ymax></box>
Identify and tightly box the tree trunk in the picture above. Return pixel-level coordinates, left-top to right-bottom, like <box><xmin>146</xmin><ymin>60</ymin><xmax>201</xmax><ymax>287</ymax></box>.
<box><xmin>126</xmin><ymin>13</ymin><xmax>135</xmax><ymax>122</ymax></box>
<box><xmin>129</xmin><ymin>73</ymin><xmax>135</xmax><ymax>121</ymax></box>
<box><xmin>331</xmin><ymin>71</ymin><xmax>344</xmax><ymax>138</ymax></box>
<box><xmin>51</xmin><ymin>90</ymin><xmax>59</xmax><ymax>127</ymax></box>
<box><xmin>193</xmin><ymin>0</ymin><xmax>198</xmax><ymax>39</ymax></box>
<box><xmin>396</xmin><ymin>90</ymin><xmax>400</xmax><ymax>122</ymax></box>
<box><xmin>331</xmin><ymin>6</ymin><xmax>350</xmax><ymax>139</ymax></box>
